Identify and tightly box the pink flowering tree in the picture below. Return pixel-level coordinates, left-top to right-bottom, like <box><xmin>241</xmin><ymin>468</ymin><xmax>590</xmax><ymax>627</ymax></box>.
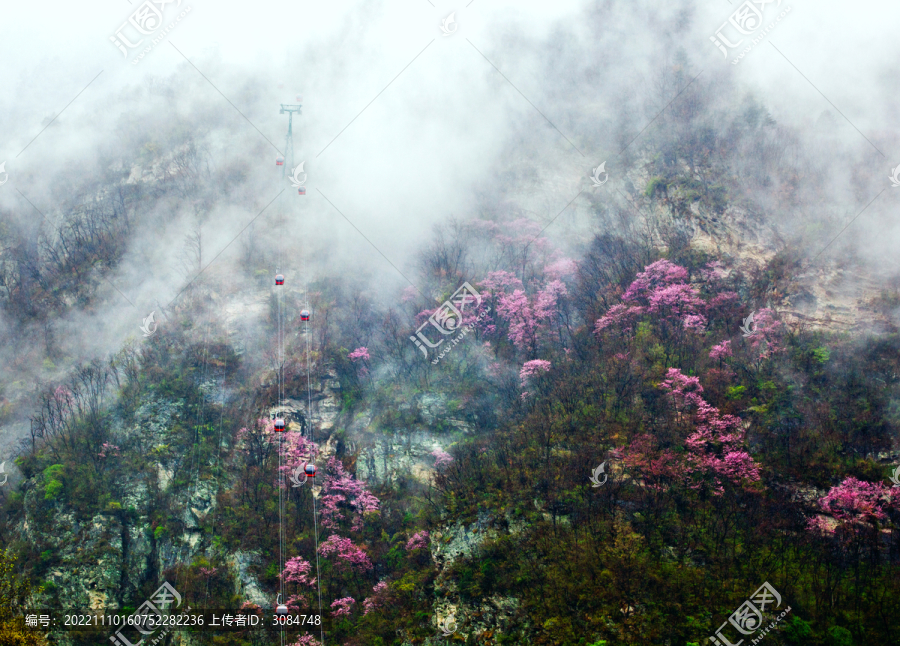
<box><xmin>330</xmin><ymin>597</ymin><xmax>356</xmax><ymax>617</ymax></box>
<box><xmin>481</xmin><ymin>273</ymin><xmax>569</xmax><ymax>355</ymax></box>
<box><xmin>431</xmin><ymin>449</ymin><xmax>453</xmax><ymax>470</ymax></box>
<box><xmin>362</xmin><ymin>581</ymin><xmax>389</xmax><ymax>615</ymax></box>
<box><xmin>290</xmin><ymin>636</ymin><xmax>322</xmax><ymax>646</ymax></box>
<box><xmin>807</xmin><ymin>477</ymin><xmax>900</xmax><ymax>544</ymax></box>
<box><xmin>348</xmin><ymin>347</ymin><xmax>370</xmax><ymax>378</ymax></box>
<box><xmin>519</xmin><ymin>360</ymin><xmax>551</xmax><ymax>388</ymax></box>
<box><xmin>280</xmin><ymin>556</ymin><xmax>318</xmax><ymax>611</ymax></box>
<box><xmin>709</xmin><ymin>340</ymin><xmax>732</xmax><ymax>362</ymax></box>
<box><xmin>595</xmin><ymin>260</ymin><xmax>707</xmax><ymax>343</ymax></box>
<box><xmin>742</xmin><ymin>308</ymin><xmax>784</xmax><ymax>368</ymax></box>
<box><xmin>519</xmin><ymin>359</ymin><xmax>551</xmax><ymax>400</ymax></box>
<box><xmin>405</xmin><ymin>531</ymin><xmax>430</xmax><ymax>551</ymax></box>
<box><xmin>318</xmin><ymin>534</ymin><xmax>373</xmax><ymax>572</ymax></box>
<box><xmin>320</xmin><ymin>458</ymin><xmax>380</xmax><ymax>531</ymax></box>
<box><xmin>349</xmin><ymin>347</ymin><xmax>370</xmax><ymax>362</ymax></box>
<box><xmin>625</xmin><ymin>369</ymin><xmax>761</xmax><ymax>496</ymax></box>
<box><xmin>276</xmin><ymin>429</ymin><xmax>320</xmax><ymax>488</ymax></box>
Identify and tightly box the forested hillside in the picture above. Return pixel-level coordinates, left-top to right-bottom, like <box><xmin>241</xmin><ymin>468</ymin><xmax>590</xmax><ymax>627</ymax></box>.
<box><xmin>2</xmin><ymin>18</ymin><xmax>900</xmax><ymax>646</ymax></box>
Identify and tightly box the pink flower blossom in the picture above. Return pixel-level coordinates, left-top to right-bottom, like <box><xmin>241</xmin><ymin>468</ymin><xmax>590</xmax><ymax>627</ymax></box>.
<box><xmin>349</xmin><ymin>347</ymin><xmax>370</xmax><ymax>361</ymax></box>
<box><xmin>744</xmin><ymin>308</ymin><xmax>784</xmax><ymax>360</ymax></box>
<box><xmin>330</xmin><ymin>597</ymin><xmax>355</xmax><ymax>617</ymax></box>
<box><xmin>320</xmin><ymin>457</ymin><xmax>380</xmax><ymax>531</ymax></box>
<box><xmin>363</xmin><ymin>581</ymin><xmax>389</xmax><ymax>615</ymax></box>
<box><xmin>479</xmin><ymin>270</ymin><xmax>524</xmax><ymax>293</ymax></box>
<box><xmin>401</xmin><ymin>286</ymin><xmax>419</xmax><ymax>302</ymax></box>
<box><xmin>519</xmin><ymin>360</ymin><xmax>551</xmax><ymax>388</ymax></box>
<box><xmin>709</xmin><ymin>340</ymin><xmax>732</xmax><ymax>361</ymax></box>
<box><xmin>281</xmin><ymin>556</ymin><xmax>316</xmax><ymax>586</ymax></box>
<box><xmin>431</xmin><ymin>449</ymin><xmax>453</xmax><ymax>469</ymax></box>
<box><xmin>544</xmin><ymin>258</ymin><xmax>577</xmax><ymax>280</ymax></box>
<box><xmin>290</xmin><ymin>636</ymin><xmax>322</xmax><ymax>646</ymax></box>
<box><xmin>807</xmin><ymin>477</ymin><xmax>898</xmax><ymax>537</ymax></box>
<box><xmin>405</xmin><ymin>531</ymin><xmax>430</xmax><ymax>551</ymax></box>
<box><xmin>625</xmin><ymin>368</ymin><xmax>760</xmax><ymax>495</ymax></box>
<box><xmin>318</xmin><ymin>535</ymin><xmax>373</xmax><ymax>572</ymax></box>
<box><xmin>597</xmin><ymin>260</ymin><xmax>707</xmax><ymax>333</ymax></box>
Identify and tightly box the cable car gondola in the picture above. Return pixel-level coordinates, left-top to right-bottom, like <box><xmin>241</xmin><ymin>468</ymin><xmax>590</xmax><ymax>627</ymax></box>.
<box><xmin>305</xmin><ymin>463</ymin><xmax>316</xmax><ymax>479</ymax></box>
<box><xmin>298</xmin><ymin>187</ymin><xmax>306</xmax><ymax>196</ymax></box>
<box><xmin>274</xmin><ymin>418</ymin><xmax>286</xmax><ymax>432</ymax></box>
<box><xmin>275</xmin><ymin>594</ymin><xmax>288</xmax><ymax>616</ymax></box>
<box><xmin>300</xmin><ymin>309</ymin><xmax>310</xmax><ymax>322</ymax></box>
<box><xmin>275</xmin><ymin>274</ymin><xmax>284</xmax><ymax>286</ymax></box>
<box><xmin>276</xmin><ymin>156</ymin><xmax>285</xmax><ymax>167</ymax></box>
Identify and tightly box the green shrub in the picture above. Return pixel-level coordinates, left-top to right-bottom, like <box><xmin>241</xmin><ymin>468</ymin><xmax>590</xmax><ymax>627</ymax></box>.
<box><xmin>784</xmin><ymin>616</ymin><xmax>813</xmax><ymax>643</ymax></box>
<box><xmin>827</xmin><ymin>626</ymin><xmax>853</xmax><ymax>646</ymax></box>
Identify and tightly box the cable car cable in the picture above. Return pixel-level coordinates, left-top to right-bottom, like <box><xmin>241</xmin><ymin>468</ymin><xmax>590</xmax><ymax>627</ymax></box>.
<box><xmin>306</xmin><ymin>277</ymin><xmax>325</xmax><ymax>646</ymax></box>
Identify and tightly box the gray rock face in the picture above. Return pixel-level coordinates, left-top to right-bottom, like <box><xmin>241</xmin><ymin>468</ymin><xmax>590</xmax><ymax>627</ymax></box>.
<box><xmin>227</xmin><ymin>550</ymin><xmax>269</xmax><ymax>608</ymax></box>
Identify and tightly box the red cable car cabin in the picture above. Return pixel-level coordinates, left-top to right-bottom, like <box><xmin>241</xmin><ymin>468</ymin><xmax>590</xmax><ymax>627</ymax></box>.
<box><xmin>274</xmin><ymin>418</ymin><xmax>286</xmax><ymax>432</ymax></box>
<box><xmin>300</xmin><ymin>309</ymin><xmax>310</xmax><ymax>321</ymax></box>
<box><xmin>275</xmin><ymin>274</ymin><xmax>284</xmax><ymax>286</ymax></box>
<box><xmin>276</xmin><ymin>156</ymin><xmax>284</xmax><ymax>167</ymax></box>
<box><xmin>305</xmin><ymin>463</ymin><xmax>316</xmax><ymax>478</ymax></box>
<box><xmin>298</xmin><ymin>187</ymin><xmax>306</xmax><ymax>196</ymax></box>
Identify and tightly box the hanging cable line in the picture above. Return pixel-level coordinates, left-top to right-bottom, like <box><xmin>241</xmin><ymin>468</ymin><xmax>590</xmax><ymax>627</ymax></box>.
<box><xmin>306</xmin><ymin>277</ymin><xmax>325</xmax><ymax>646</ymax></box>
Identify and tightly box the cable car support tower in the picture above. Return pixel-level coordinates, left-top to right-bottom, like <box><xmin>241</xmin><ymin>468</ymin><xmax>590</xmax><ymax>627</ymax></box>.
<box><xmin>279</xmin><ymin>102</ymin><xmax>302</xmax><ymax>178</ymax></box>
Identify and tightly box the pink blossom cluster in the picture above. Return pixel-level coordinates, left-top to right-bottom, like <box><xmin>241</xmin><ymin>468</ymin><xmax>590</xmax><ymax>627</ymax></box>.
<box><xmin>405</xmin><ymin>531</ymin><xmax>430</xmax><ymax>551</ymax></box>
<box><xmin>318</xmin><ymin>534</ymin><xmax>373</xmax><ymax>572</ymax></box>
<box><xmin>330</xmin><ymin>597</ymin><xmax>356</xmax><ymax>617</ymax></box>
<box><xmin>709</xmin><ymin>340</ymin><xmax>732</xmax><ymax>361</ymax></box>
<box><xmin>431</xmin><ymin>448</ymin><xmax>453</xmax><ymax>469</ymax></box>
<box><xmin>362</xmin><ymin>581</ymin><xmax>389</xmax><ymax>615</ymax></box>
<box><xmin>198</xmin><ymin>567</ymin><xmax>217</xmax><ymax>579</ymax></box>
<box><xmin>595</xmin><ymin>260</ymin><xmax>707</xmax><ymax>334</ymax></box>
<box><xmin>519</xmin><ymin>360</ymin><xmax>551</xmax><ymax>388</ymax></box>
<box><xmin>348</xmin><ymin>347</ymin><xmax>370</xmax><ymax>361</ymax></box>
<box><xmin>281</xmin><ymin>556</ymin><xmax>317</xmax><ymax>587</ymax></box>
<box><xmin>744</xmin><ymin>308</ymin><xmax>784</xmax><ymax>359</ymax></box>
<box><xmin>290</xmin><ymin>636</ymin><xmax>322</xmax><ymax>646</ymax></box>
<box><xmin>625</xmin><ymin>368</ymin><xmax>760</xmax><ymax>495</ymax></box>
<box><xmin>493</xmin><ymin>279</ymin><xmax>568</xmax><ymax>349</ymax></box>
<box><xmin>544</xmin><ymin>258</ymin><xmax>578</xmax><ymax>280</ymax></box>
<box><xmin>320</xmin><ymin>458</ymin><xmax>380</xmax><ymax>531</ymax></box>
<box><xmin>807</xmin><ymin>477</ymin><xmax>900</xmax><ymax>536</ymax></box>
<box><xmin>276</xmin><ymin>430</ymin><xmax>320</xmax><ymax>488</ymax></box>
